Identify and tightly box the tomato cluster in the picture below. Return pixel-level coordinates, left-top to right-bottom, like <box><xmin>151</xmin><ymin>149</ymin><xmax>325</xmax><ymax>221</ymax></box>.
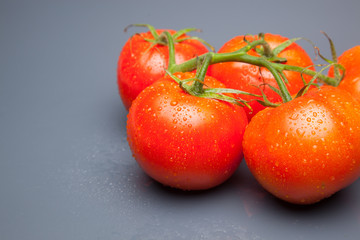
<box><xmin>117</xmin><ymin>25</ymin><xmax>360</xmax><ymax>205</ymax></box>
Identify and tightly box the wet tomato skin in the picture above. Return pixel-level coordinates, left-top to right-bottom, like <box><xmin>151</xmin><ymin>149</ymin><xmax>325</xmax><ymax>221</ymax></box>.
<box><xmin>117</xmin><ymin>29</ymin><xmax>209</xmax><ymax>110</ymax></box>
<box><xmin>243</xmin><ymin>85</ymin><xmax>360</xmax><ymax>204</ymax></box>
<box><xmin>127</xmin><ymin>72</ymin><xmax>248</xmax><ymax>190</ymax></box>
<box><xmin>329</xmin><ymin>45</ymin><xmax>360</xmax><ymax>102</ymax></box>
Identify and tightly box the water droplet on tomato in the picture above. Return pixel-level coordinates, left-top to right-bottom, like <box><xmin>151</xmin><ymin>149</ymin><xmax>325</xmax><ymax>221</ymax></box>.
<box><xmin>317</xmin><ymin>119</ymin><xmax>323</xmax><ymax>124</ymax></box>
<box><xmin>170</xmin><ymin>101</ymin><xmax>178</xmax><ymax>106</ymax></box>
<box><xmin>307</xmin><ymin>99</ymin><xmax>314</xmax><ymax>103</ymax></box>
<box><xmin>289</xmin><ymin>113</ymin><xmax>299</xmax><ymax>120</ymax></box>
<box><xmin>296</xmin><ymin>128</ymin><xmax>305</xmax><ymax>137</ymax></box>
<box><xmin>312</xmin><ymin>145</ymin><xmax>318</xmax><ymax>151</ymax></box>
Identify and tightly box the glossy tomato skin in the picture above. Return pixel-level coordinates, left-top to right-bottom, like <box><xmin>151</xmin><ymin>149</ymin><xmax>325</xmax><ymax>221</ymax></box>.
<box><xmin>329</xmin><ymin>45</ymin><xmax>360</xmax><ymax>102</ymax></box>
<box><xmin>118</xmin><ymin>29</ymin><xmax>209</xmax><ymax>110</ymax></box>
<box><xmin>243</xmin><ymin>86</ymin><xmax>360</xmax><ymax>204</ymax></box>
<box><xmin>127</xmin><ymin>72</ymin><xmax>248</xmax><ymax>190</ymax></box>
<box><xmin>208</xmin><ymin>33</ymin><xmax>315</xmax><ymax>120</ymax></box>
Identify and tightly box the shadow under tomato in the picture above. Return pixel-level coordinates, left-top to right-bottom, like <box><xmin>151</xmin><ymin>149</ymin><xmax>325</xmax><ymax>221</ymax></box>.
<box><xmin>262</xmin><ymin>186</ymin><xmax>359</xmax><ymax>227</ymax></box>
<box><xmin>147</xmin><ymin>169</ymin><xmax>243</xmax><ymax>199</ymax></box>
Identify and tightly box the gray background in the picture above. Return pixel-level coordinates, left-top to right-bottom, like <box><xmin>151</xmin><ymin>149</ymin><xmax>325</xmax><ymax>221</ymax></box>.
<box><xmin>1</xmin><ymin>0</ymin><xmax>360</xmax><ymax>239</ymax></box>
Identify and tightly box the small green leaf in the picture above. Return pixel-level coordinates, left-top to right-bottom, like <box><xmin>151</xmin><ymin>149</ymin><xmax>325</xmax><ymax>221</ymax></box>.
<box><xmin>254</xmin><ymin>85</ymin><xmax>282</xmax><ymax>107</ymax></box>
<box><xmin>255</xmin><ymin>99</ymin><xmax>280</xmax><ymax>108</ymax></box>
<box><xmin>279</xmin><ymin>71</ymin><xmax>289</xmax><ymax>84</ymax></box>
<box><xmin>272</xmin><ymin>37</ymin><xmax>302</xmax><ymax>56</ymax></box>
<box><xmin>204</xmin><ymin>88</ymin><xmax>261</xmax><ymax>97</ymax></box>
<box><xmin>172</xmin><ymin>28</ymin><xmax>200</xmax><ymax>39</ymax></box>
<box><xmin>177</xmin><ymin>36</ymin><xmax>215</xmax><ymax>52</ymax></box>
<box><xmin>165</xmin><ymin>69</ymin><xmax>182</xmax><ymax>83</ymax></box>
<box><xmin>124</xmin><ymin>24</ymin><xmax>159</xmax><ymax>39</ymax></box>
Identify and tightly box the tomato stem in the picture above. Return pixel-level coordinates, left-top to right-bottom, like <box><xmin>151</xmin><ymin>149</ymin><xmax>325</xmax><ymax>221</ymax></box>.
<box><xmin>161</xmin><ymin>31</ymin><xmax>176</xmax><ymax>70</ymax></box>
<box><xmin>194</xmin><ymin>54</ymin><xmax>212</xmax><ymax>92</ymax></box>
<box><xmin>258</xmin><ymin>58</ymin><xmax>292</xmax><ymax>102</ymax></box>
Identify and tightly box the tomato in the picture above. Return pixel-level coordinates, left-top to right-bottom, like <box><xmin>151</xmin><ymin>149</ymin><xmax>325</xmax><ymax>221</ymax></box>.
<box><xmin>242</xmin><ymin>85</ymin><xmax>360</xmax><ymax>204</ymax></box>
<box><xmin>328</xmin><ymin>45</ymin><xmax>360</xmax><ymax>102</ymax></box>
<box><xmin>208</xmin><ymin>33</ymin><xmax>315</xmax><ymax>120</ymax></box>
<box><xmin>117</xmin><ymin>29</ymin><xmax>209</xmax><ymax>110</ymax></box>
<box><xmin>127</xmin><ymin>72</ymin><xmax>248</xmax><ymax>190</ymax></box>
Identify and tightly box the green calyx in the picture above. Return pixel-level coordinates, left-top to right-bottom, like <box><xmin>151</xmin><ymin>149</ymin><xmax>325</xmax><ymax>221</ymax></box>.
<box><xmin>165</xmin><ymin>54</ymin><xmax>260</xmax><ymax>110</ymax></box>
<box><xmin>167</xmin><ymin>32</ymin><xmax>344</xmax><ymax>106</ymax></box>
<box><xmin>124</xmin><ymin>24</ymin><xmax>215</xmax><ymax>51</ymax></box>
<box><xmin>124</xmin><ymin>24</ymin><xmax>345</xmax><ymax>109</ymax></box>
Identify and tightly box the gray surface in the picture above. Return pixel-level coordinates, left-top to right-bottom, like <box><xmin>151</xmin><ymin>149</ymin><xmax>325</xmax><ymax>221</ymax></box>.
<box><xmin>1</xmin><ymin>0</ymin><xmax>360</xmax><ymax>239</ymax></box>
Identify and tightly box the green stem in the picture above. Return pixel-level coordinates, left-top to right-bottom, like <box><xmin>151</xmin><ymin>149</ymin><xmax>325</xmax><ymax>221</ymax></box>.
<box><xmin>195</xmin><ymin>54</ymin><xmax>212</xmax><ymax>88</ymax></box>
<box><xmin>161</xmin><ymin>31</ymin><xmax>176</xmax><ymax>70</ymax></box>
<box><xmin>197</xmin><ymin>57</ymin><xmax>211</xmax><ymax>81</ymax></box>
<box><xmin>170</xmin><ymin>50</ymin><xmax>338</xmax><ymax>87</ymax></box>
<box><xmin>275</xmin><ymin>64</ymin><xmax>338</xmax><ymax>86</ymax></box>
<box><xmin>259</xmin><ymin>59</ymin><xmax>292</xmax><ymax>102</ymax></box>
<box><xmin>168</xmin><ymin>39</ymin><xmax>268</xmax><ymax>73</ymax></box>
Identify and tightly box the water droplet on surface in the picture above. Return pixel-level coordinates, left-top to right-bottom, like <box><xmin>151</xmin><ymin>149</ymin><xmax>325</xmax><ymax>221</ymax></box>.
<box><xmin>170</xmin><ymin>101</ymin><xmax>178</xmax><ymax>106</ymax></box>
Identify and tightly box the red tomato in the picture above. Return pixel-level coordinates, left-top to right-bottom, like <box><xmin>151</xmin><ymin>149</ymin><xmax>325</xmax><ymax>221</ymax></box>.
<box><xmin>208</xmin><ymin>33</ymin><xmax>315</xmax><ymax>120</ymax></box>
<box><xmin>127</xmin><ymin>72</ymin><xmax>248</xmax><ymax>190</ymax></box>
<box><xmin>117</xmin><ymin>29</ymin><xmax>209</xmax><ymax>110</ymax></box>
<box><xmin>243</xmin><ymin>85</ymin><xmax>360</xmax><ymax>204</ymax></box>
<box><xmin>328</xmin><ymin>45</ymin><xmax>360</xmax><ymax>102</ymax></box>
